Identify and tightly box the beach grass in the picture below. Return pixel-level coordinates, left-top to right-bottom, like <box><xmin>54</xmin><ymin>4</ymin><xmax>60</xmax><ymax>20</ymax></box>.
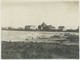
<box><xmin>2</xmin><ymin>41</ymin><xmax>79</xmax><ymax>59</ymax></box>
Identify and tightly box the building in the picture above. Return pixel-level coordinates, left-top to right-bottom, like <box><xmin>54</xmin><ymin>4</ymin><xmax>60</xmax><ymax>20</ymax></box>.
<box><xmin>8</xmin><ymin>27</ymin><xmax>13</xmax><ymax>30</ymax></box>
<box><xmin>48</xmin><ymin>25</ymin><xmax>55</xmax><ymax>30</ymax></box>
<box><xmin>25</xmin><ymin>26</ymin><xmax>30</xmax><ymax>30</ymax></box>
<box><xmin>25</xmin><ymin>25</ymin><xmax>36</xmax><ymax>30</ymax></box>
<box><xmin>58</xmin><ymin>26</ymin><xmax>65</xmax><ymax>31</ymax></box>
<box><xmin>2</xmin><ymin>27</ymin><xmax>7</xmax><ymax>30</ymax></box>
<box><xmin>29</xmin><ymin>25</ymin><xmax>36</xmax><ymax>30</ymax></box>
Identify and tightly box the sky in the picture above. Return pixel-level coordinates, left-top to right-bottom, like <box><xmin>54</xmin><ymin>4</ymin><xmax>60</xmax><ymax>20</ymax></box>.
<box><xmin>1</xmin><ymin>1</ymin><xmax>79</xmax><ymax>29</ymax></box>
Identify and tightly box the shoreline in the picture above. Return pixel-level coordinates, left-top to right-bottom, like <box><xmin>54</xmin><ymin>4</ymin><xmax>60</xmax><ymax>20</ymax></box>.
<box><xmin>2</xmin><ymin>30</ymin><xmax>79</xmax><ymax>32</ymax></box>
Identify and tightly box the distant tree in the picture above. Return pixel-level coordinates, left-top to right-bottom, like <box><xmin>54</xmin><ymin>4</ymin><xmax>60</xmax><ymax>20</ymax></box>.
<box><xmin>41</xmin><ymin>22</ymin><xmax>47</xmax><ymax>27</ymax></box>
<box><xmin>38</xmin><ymin>25</ymin><xmax>41</xmax><ymax>30</ymax></box>
<box><xmin>38</xmin><ymin>22</ymin><xmax>55</xmax><ymax>31</ymax></box>
<box><xmin>40</xmin><ymin>22</ymin><xmax>48</xmax><ymax>31</ymax></box>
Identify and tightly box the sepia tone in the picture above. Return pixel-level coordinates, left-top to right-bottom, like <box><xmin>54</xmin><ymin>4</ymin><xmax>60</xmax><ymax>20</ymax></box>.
<box><xmin>1</xmin><ymin>0</ymin><xmax>79</xmax><ymax>59</ymax></box>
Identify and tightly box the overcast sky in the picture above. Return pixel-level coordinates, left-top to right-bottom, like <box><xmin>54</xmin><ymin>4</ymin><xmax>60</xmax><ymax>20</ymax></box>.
<box><xmin>1</xmin><ymin>1</ymin><xmax>79</xmax><ymax>29</ymax></box>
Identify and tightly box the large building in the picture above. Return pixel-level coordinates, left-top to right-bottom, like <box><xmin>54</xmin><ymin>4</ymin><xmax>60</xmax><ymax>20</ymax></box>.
<box><xmin>48</xmin><ymin>25</ymin><xmax>55</xmax><ymax>30</ymax></box>
<box><xmin>25</xmin><ymin>25</ymin><xmax>36</xmax><ymax>30</ymax></box>
<box><xmin>58</xmin><ymin>26</ymin><xmax>65</xmax><ymax>31</ymax></box>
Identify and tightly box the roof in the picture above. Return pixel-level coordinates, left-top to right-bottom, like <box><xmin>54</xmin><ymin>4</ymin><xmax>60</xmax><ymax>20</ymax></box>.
<box><xmin>48</xmin><ymin>25</ymin><xmax>55</xmax><ymax>28</ymax></box>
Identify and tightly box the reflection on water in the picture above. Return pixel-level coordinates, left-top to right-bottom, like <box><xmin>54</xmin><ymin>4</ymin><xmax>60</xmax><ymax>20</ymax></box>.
<box><xmin>1</xmin><ymin>30</ymin><xmax>79</xmax><ymax>42</ymax></box>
